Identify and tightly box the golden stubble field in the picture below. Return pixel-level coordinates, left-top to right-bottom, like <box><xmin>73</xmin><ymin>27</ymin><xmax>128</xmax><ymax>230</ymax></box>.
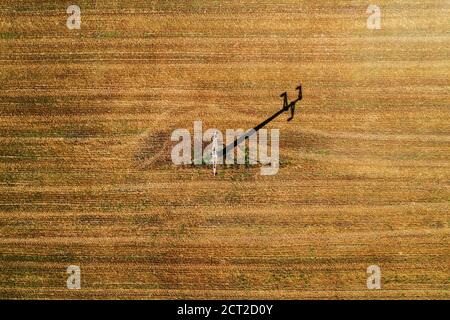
<box><xmin>0</xmin><ymin>1</ymin><xmax>449</xmax><ymax>299</ymax></box>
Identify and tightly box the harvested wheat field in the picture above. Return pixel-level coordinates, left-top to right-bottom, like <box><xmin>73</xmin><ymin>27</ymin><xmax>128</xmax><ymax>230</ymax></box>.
<box><xmin>0</xmin><ymin>0</ymin><xmax>449</xmax><ymax>299</ymax></box>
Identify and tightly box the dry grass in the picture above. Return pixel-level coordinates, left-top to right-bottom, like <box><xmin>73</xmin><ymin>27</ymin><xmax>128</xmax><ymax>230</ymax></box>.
<box><xmin>0</xmin><ymin>0</ymin><xmax>449</xmax><ymax>299</ymax></box>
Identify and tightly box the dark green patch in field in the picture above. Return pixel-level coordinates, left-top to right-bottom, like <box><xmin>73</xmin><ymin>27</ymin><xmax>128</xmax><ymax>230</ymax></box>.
<box><xmin>231</xmin><ymin>272</ymin><xmax>251</xmax><ymax>290</ymax></box>
<box><xmin>131</xmin><ymin>213</ymin><xmax>166</xmax><ymax>226</ymax></box>
<box><xmin>77</xmin><ymin>215</ymin><xmax>119</xmax><ymax>226</ymax></box>
<box><xmin>0</xmin><ymin>142</ymin><xmax>39</xmax><ymax>162</ymax></box>
<box><xmin>93</xmin><ymin>31</ymin><xmax>121</xmax><ymax>39</ymax></box>
<box><xmin>0</xmin><ymin>32</ymin><xmax>18</xmax><ymax>39</ymax></box>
